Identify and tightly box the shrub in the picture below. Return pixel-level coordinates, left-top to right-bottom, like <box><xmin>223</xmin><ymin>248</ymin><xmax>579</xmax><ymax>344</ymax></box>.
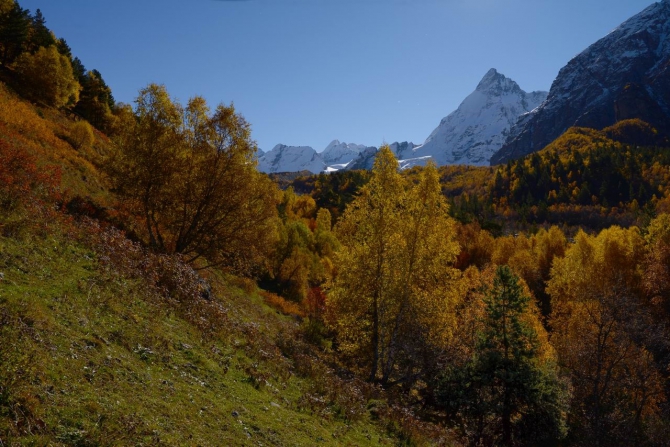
<box><xmin>0</xmin><ymin>137</ymin><xmax>60</xmax><ymax>223</ymax></box>
<box><xmin>69</xmin><ymin>120</ymin><xmax>94</xmax><ymax>150</ymax></box>
<box><xmin>259</xmin><ymin>291</ymin><xmax>305</xmax><ymax>318</ymax></box>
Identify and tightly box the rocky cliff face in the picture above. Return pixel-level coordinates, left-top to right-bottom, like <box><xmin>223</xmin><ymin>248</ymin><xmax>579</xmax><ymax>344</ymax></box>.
<box><xmin>492</xmin><ymin>0</ymin><xmax>670</xmax><ymax>165</ymax></box>
<box><xmin>413</xmin><ymin>68</ymin><xmax>547</xmax><ymax>166</ymax></box>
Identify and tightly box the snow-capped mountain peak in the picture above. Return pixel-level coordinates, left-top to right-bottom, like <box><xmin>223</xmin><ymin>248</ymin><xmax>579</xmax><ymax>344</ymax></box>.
<box><xmin>257</xmin><ymin>140</ymin><xmax>368</xmax><ymax>174</ymax></box>
<box><xmin>413</xmin><ymin>69</ymin><xmax>548</xmax><ymax>166</ymax></box>
<box><xmin>476</xmin><ymin>68</ymin><xmax>523</xmax><ymax>95</ymax></box>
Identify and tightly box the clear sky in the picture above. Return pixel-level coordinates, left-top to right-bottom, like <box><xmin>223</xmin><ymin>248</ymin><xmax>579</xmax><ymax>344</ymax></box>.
<box><xmin>18</xmin><ymin>0</ymin><xmax>656</xmax><ymax>152</ymax></box>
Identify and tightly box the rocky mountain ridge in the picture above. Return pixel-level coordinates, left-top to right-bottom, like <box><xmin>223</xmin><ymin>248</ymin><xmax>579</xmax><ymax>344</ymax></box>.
<box><xmin>413</xmin><ymin>68</ymin><xmax>547</xmax><ymax>166</ymax></box>
<box><xmin>491</xmin><ymin>0</ymin><xmax>670</xmax><ymax>164</ymax></box>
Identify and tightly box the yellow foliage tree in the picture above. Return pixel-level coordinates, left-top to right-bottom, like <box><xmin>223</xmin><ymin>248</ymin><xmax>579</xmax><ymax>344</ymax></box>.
<box><xmin>69</xmin><ymin>120</ymin><xmax>94</xmax><ymax>150</ymax></box>
<box><xmin>14</xmin><ymin>45</ymin><xmax>80</xmax><ymax>107</ymax></box>
<box><xmin>547</xmin><ymin>227</ymin><xmax>665</xmax><ymax>444</ymax></box>
<box><xmin>108</xmin><ymin>84</ymin><xmax>279</xmax><ymax>273</ymax></box>
<box><xmin>328</xmin><ymin>147</ymin><xmax>460</xmax><ymax>385</ymax></box>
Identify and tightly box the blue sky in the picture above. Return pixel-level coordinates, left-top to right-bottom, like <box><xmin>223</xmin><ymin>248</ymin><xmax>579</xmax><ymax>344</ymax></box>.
<box><xmin>19</xmin><ymin>0</ymin><xmax>655</xmax><ymax>152</ymax></box>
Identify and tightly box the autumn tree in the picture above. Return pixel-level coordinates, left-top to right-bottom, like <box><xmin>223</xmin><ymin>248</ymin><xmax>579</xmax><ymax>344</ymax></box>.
<box><xmin>328</xmin><ymin>146</ymin><xmax>404</xmax><ymax>381</ymax></box>
<box><xmin>548</xmin><ymin>227</ymin><xmax>667</xmax><ymax>445</ymax></box>
<box><xmin>74</xmin><ymin>69</ymin><xmax>115</xmax><ymax>131</ymax></box>
<box><xmin>643</xmin><ymin>213</ymin><xmax>670</xmax><ymax>314</ymax></box>
<box><xmin>69</xmin><ymin>120</ymin><xmax>95</xmax><ymax>150</ymax></box>
<box><xmin>265</xmin><ymin>187</ymin><xmax>338</xmax><ymax>302</ymax></box>
<box><xmin>328</xmin><ymin>147</ymin><xmax>459</xmax><ymax>386</ymax></box>
<box><xmin>437</xmin><ymin>266</ymin><xmax>568</xmax><ymax>446</ymax></box>
<box><xmin>14</xmin><ymin>45</ymin><xmax>80</xmax><ymax>107</ymax></box>
<box><xmin>314</xmin><ymin>207</ymin><xmax>339</xmax><ymax>261</ymax></box>
<box><xmin>273</xmin><ymin>218</ymin><xmax>319</xmax><ymax>301</ymax></box>
<box><xmin>108</xmin><ymin>84</ymin><xmax>279</xmax><ymax>273</ymax></box>
<box><xmin>379</xmin><ymin>159</ymin><xmax>460</xmax><ymax>386</ymax></box>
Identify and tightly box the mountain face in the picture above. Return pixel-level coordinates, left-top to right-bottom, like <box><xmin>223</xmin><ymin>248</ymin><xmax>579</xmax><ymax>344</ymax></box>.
<box><xmin>491</xmin><ymin>0</ymin><xmax>670</xmax><ymax>165</ymax></box>
<box><xmin>258</xmin><ymin>69</ymin><xmax>548</xmax><ymax>173</ymax></box>
<box><xmin>253</xmin><ymin>147</ymin><xmax>264</xmax><ymax>161</ymax></box>
<box><xmin>257</xmin><ymin>144</ymin><xmax>325</xmax><ymax>174</ymax></box>
<box><xmin>256</xmin><ymin>141</ymin><xmax>366</xmax><ymax>174</ymax></box>
<box><xmin>413</xmin><ymin>69</ymin><xmax>547</xmax><ymax>166</ymax></box>
<box><xmin>321</xmin><ymin>140</ymin><xmax>367</xmax><ymax>165</ymax></box>
<box><xmin>344</xmin><ymin>142</ymin><xmax>420</xmax><ymax>171</ymax></box>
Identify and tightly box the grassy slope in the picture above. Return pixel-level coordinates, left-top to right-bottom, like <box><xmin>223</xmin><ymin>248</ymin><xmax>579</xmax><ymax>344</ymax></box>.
<box><xmin>0</xmin><ymin>233</ymin><xmax>395</xmax><ymax>446</ymax></box>
<box><xmin>0</xmin><ymin>85</ymin><xmax>405</xmax><ymax>446</ymax></box>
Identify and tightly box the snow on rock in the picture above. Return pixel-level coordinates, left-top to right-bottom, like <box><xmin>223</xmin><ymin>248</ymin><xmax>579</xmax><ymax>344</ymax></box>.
<box><xmin>344</xmin><ymin>143</ymin><xmax>420</xmax><ymax>171</ymax></box>
<box><xmin>413</xmin><ymin>68</ymin><xmax>547</xmax><ymax>166</ymax></box>
<box><xmin>257</xmin><ymin>141</ymin><xmax>368</xmax><ymax>174</ymax></box>
<box><xmin>253</xmin><ymin>147</ymin><xmax>265</xmax><ymax>161</ymax></box>
<box><xmin>492</xmin><ymin>0</ymin><xmax>670</xmax><ymax>164</ymax></box>
<box><xmin>257</xmin><ymin>144</ymin><xmax>325</xmax><ymax>174</ymax></box>
<box><xmin>389</xmin><ymin>141</ymin><xmax>419</xmax><ymax>160</ymax></box>
<box><xmin>320</xmin><ymin>140</ymin><xmax>367</xmax><ymax>165</ymax></box>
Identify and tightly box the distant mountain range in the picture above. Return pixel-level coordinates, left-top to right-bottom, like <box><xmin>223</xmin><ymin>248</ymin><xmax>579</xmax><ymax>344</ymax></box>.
<box><xmin>258</xmin><ymin>0</ymin><xmax>670</xmax><ymax>173</ymax></box>
<box><xmin>257</xmin><ymin>69</ymin><xmax>544</xmax><ymax>173</ymax></box>
<box><xmin>256</xmin><ymin>140</ymin><xmax>374</xmax><ymax>174</ymax></box>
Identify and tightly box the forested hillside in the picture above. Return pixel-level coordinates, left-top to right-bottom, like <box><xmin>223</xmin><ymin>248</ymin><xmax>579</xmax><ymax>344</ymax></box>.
<box><xmin>1</xmin><ymin>1</ymin><xmax>670</xmax><ymax>446</ymax></box>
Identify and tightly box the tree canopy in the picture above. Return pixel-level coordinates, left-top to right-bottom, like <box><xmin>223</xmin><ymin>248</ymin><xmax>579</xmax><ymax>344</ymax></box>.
<box><xmin>108</xmin><ymin>84</ymin><xmax>280</xmax><ymax>273</ymax></box>
<box><xmin>328</xmin><ymin>146</ymin><xmax>460</xmax><ymax>386</ymax></box>
<box><xmin>14</xmin><ymin>44</ymin><xmax>79</xmax><ymax>107</ymax></box>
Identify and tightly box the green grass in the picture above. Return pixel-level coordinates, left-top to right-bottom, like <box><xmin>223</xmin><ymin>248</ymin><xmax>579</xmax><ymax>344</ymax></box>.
<box><xmin>0</xmin><ymin>232</ymin><xmax>398</xmax><ymax>446</ymax></box>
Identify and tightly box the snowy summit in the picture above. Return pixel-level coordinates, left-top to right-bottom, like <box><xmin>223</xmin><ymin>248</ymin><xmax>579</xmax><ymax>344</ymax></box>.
<box><xmin>412</xmin><ymin>68</ymin><xmax>547</xmax><ymax>166</ymax></box>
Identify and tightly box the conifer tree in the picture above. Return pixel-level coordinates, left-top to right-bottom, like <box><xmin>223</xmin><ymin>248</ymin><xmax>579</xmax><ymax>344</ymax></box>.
<box><xmin>27</xmin><ymin>8</ymin><xmax>54</xmax><ymax>52</ymax></box>
<box><xmin>75</xmin><ymin>69</ymin><xmax>115</xmax><ymax>130</ymax></box>
<box><xmin>0</xmin><ymin>1</ymin><xmax>30</xmax><ymax>65</ymax></box>
<box><xmin>438</xmin><ymin>265</ymin><xmax>567</xmax><ymax>446</ymax></box>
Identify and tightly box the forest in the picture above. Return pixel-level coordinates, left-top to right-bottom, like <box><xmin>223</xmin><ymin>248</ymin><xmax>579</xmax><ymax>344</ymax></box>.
<box><xmin>1</xmin><ymin>0</ymin><xmax>670</xmax><ymax>445</ymax></box>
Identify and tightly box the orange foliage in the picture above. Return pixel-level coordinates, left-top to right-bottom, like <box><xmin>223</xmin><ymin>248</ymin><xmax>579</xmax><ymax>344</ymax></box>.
<box><xmin>304</xmin><ymin>286</ymin><xmax>326</xmax><ymax>319</ymax></box>
<box><xmin>0</xmin><ymin>131</ymin><xmax>63</xmax><ymax>238</ymax></box>
<box><xmin>260</xmin><ymin>290</ymin><xmax>306</xmax><ymax>318</ymax></box>
<box><xmin>0</xmin><ymin>83</ymin><xmax>107</xmax><ymax>201</ymax></box>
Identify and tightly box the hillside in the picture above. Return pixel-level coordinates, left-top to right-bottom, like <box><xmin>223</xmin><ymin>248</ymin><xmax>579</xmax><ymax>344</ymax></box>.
<box><xmin>0</xmin><ymin>69</ymin><xmax>445</xmax><ymax>446</ymax></box>
<box><xmin>3</xmin><ymin>2</ymin><xmax>670</xmax><ymax>446</ymax></box>
<box><xmin>288</xmin><ymin>120</ymin><xmax>670</xmax><ymax>233</ymax></box>
<box><xmin>4</xmin><ymin>73</ymin><xmax>670</xmax><ymax>447</ymax></box>
<box><xmin>0</xmin><ymin>225</ymin><xmax>412</xmax><ymax>445</ymax></box>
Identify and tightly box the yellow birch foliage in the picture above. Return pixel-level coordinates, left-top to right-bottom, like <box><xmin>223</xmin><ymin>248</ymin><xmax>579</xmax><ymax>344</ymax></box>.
<box><xmin>14</xmin><ymin>45</ymin><xmax>80</xmax><ymax>108</ymax></box>
<box><xmin>547</xmin><ymin>227</ymin><xmax>664</xmax><ymax>443</ymax></box>
<box><xmin>328</xmin><ymin>148</ymin><xmax>460</xmax><ymax>385</ymax></box>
